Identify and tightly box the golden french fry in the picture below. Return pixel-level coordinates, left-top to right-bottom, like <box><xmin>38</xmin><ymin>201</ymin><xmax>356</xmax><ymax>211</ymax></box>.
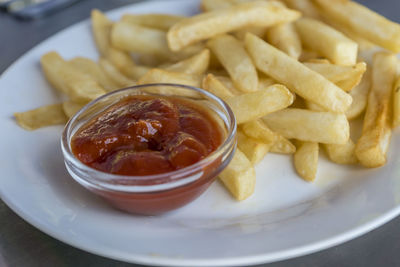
<box><xmin>324</xmin><ymin>139</ymin><xmax>357</xmax><ymax>165</ymax></box>
<box><xmin>258</xmin><ymin>77</ymin><xmax>276</xmax><ymax>89</ymax></box>
<box><xmin>226</xmin><ymin>84</ymin><xmax>294</xmax><ymax>124</ymax></box>
<box><xmin>104</xmin><ymin>48</ymin><xmax>150</xmax><ymax>80</ymax></box>
<box><xmin>295</xmin><ymin>18</ymin><xmax>358</xmax><ymax>66</ymax></box>
<box><xmin>90</xmin><ymin>10</ymin><xmax>140</xmax><ymax>76</ymax></box>
<box><xmin>237</xmin><ymin>131</ymin><xmax>270</xmax><ymax>165</ymax></box>
<box><xmin>105</xmin><ymin>47</ymin><xmax>133</xmax><ymax>70</ymax></box>
<box><xmin>69</xmin><ymin>57</ymin><xmax>118</xmax><ymax>91</ymax></box>
<box><xmin>281</xmin><ymin>0</ymin><xmax>321</xmax><ymax>19</ymax></box>
<box><xmin>14</xmin><ymin>104</ymin><xmax>68</xmax><ymax>130</ymax></box>
<box><xmin>394</xmin><ymin>76</ymin><xmax>400</xmax><ymax>128</ymax></box>
<box><xmin>111</xmin><ymin>21</ymin><xmax>171</xmax><ymax>59</ymax></box>
<box><xmin>219</xmin><ymin>148</ymin><xmax>255</xmax><ymax>201</ymax></box>
<box><xmin>99</xmin><ymin>58</ymin><xmax>136</xmax><ymax>88</ymax></box>
<box><xmin>200</xmin><ymin>0</ymin><xmax>236</xmax><ymax>11</ymax></box>
<box><xmin>322</xmin><ymin>16</ymin><xmax>376</xmax><ymax>52</ymax></box>
<box><xmin>270</xmin><ymin>135</ymin><xmax>296</xmax><ymax>154</ymax></box>
<box><xmin>233</xmin><ymin>26</ymin><xmax>268</xmax><ymax>41</ymax></box>
<box><xmin>304</xmin><ymin>100</ymin><xmax>324</xmax><ymax>112</ymax></box>
<box><xmin>313</xmin><ymin>0</ymin><xmax>400</xmax><ymax>53</ymax></box>
<box><xmin>121</xmin><ymin>13</ymin><xmax>185</xmax><ymax>31</ymax></box>
<box><xmin>263</xmin><ymin>108</ymin><xmax>350</xmax><ymax>144</ymax></box>
<box><xmin>91</xmin><ymin>9</ymin><xmax>112</xmax><ymax>56</ymax></box>
<box><xmin>167</xmin><ymin>1</ymin><xmax>300</xmax><ymax>51</ymax></box>
<box><xmin>214</xmin><ymin>75</ymin><xmax>242</xmax><ymax>95</ymax></box>
<box><xmin>299</xmin><ymin>49</ymin><xmax>321</xmax><ymax>62</ymax></box>
<box><xmin>355</xmin><ymin>52</ymin><xmax>397</xmax><ymax>167</ymax></box>
<box><xmin>202</xmin><ymin>74</ymin><xmax>235</xmax><ymax>101</ymax></box>
<box><xmin>207</xmin><ymin>34</ymin><xmax>258</xmax><ymax>92</ymax></box>
<box><xmin>241</xmin><ymin>119</ymin><xmax>276</xmax><ymax>144</ymax></box>
<box><xmin>122</xmin><ymin>64</ymin><xmax>151</xmax><ymax>81</ymax></box>
<box><xmin>138</xmin><ymin>68</ymin><xmax>202</xmax><ymax>88</ymax></box>
<box><xmin>41</xmin><ymin>52</ymin><xmax>106</xmax><ymax>103</ymax></box>
<box><xmin>266</xmin><ymin>22</ymin><xmax>302</xmax><ymax>59</ymax></box>
<box><xmin>138</xmin><ymin>53</ymin><xmax>167</xmax><ymax>67</ymax></box>
<box><xmin>294</xmin><ymin>141</ymin><xmax>319</xmax><ymax>182</ymax></box>
<box><xmin>304</xmin><ymin>62</ymin><xmax>366</xmax><ymax>92</ymax></box>
<box><xmin>306</xmin><ymin>59</ymin><xmax>331</xmax><ymax>64</ymax></box>
<box><xmin>346</xmin><ymin>66</ymin><xmax>371</xmax><ymax>120</ymax></box>
<box><xmin>62</xmin><ymin>101</ymin><xmax>86</xmax><ymax>118</ymax></box>
<box><xmin>165</xmin><ymin>49</ymin><xmax>210</xmax><ymax>75</ymax></box>
<box><xmin>245</xmin><ymin>33</ymin><xmax>352</xmax><ymax>113</ymax></box>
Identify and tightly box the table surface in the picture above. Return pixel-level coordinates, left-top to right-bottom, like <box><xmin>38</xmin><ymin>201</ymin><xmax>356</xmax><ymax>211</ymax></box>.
<box><xmin>1</xmin><ymin>0</ymin><xmax>400</xmax><ymax>266</ymax></box>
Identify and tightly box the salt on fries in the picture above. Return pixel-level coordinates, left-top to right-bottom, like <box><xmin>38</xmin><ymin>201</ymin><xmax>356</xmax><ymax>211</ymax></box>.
<box><xmin>14</xmin><ymin>0</ymin><xmax>400</xmax><ymax>201</ymax></box>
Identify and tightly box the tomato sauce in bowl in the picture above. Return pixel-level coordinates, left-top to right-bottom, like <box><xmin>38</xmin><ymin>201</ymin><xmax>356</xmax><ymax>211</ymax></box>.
<box><xmin>61</xmin><ymin>84</ymin><xmax>236</xmax><ymax>215</ymax></box>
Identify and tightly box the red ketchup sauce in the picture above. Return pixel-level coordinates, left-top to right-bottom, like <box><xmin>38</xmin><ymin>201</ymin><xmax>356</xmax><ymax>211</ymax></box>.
<box><xmin>71</xmin><ymin>95</ymin><xmax>224</xmax><ymax>214</ymax></box>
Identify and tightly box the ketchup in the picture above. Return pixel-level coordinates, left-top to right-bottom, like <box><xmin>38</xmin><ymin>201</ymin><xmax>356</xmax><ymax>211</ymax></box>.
<box><xmin>70</xmin><ymin>95</ymin><xmax>227</xmax><ymax>215</ymax></box>
<box><xmin>71</xmin><ymin>95</ymin><xmax>223</xmax><ymax>176</ymax></box>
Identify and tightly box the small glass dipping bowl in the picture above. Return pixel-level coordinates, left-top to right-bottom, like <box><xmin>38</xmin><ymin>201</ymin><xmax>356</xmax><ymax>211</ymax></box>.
<box><xmin>61</xmin><ymin>84</ymin><xmax>236</xmax><ymax>215</ymax></box>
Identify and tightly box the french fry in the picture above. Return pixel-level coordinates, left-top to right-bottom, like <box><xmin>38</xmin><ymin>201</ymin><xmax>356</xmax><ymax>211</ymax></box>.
<box><xmin>295</xmin><ymin>18</ymin><xmax>358</xmax><ymax>66</ymax></box>
<box><xmin>91</xmin><ymin>9</ymin><xmax>141</xmax><ymax>76</ymax></box>
<box><xmin>91</xmin><ymin>11</ymin><xmax>148</xmax><ymax>80</ymax></box>
<box><xmin>105</xmin><ymin>47</ymin><xmax>135</xmax><ymax>71</ymax></box>
<box><xmin>105</xmin><ymin>48</ymin><xmax>151</xmax><ymax>80</ymax></box>
<box><xmin>226</xmin><ymin>84</ymin><xmax>294</xmax><ymax>124</ymax></box>
<box><xmin>313</xmin><ymin>0</ymin><xmax>400</xmax><ymax>53</ymax></box>
<box><xmin>281</xmin><ymin>0</ymin><xmax>321</xmax><ymax>19</ymax></box>
<box><xmin>69</xmin><ymin>57</ymin><xmax>118</xmax><ymax>91</ymax></box>
<box><xmin>111</xmin><ymin>21</ymin><xmax>171</xmax><ymax>59</ymax></box>
<box><xmin>270</xmin><ymin>135</ymin><xmax>296</xmax><ymax>154</ymax></box>
<box><xmin>122</xmin><ymin>64</ymin><xmax>151</xmax><ymax>81</ymax></box>
<box><xmin>219</xmin><ymin>148</ymin><xmax>255</xmax><ymax>200</ymax></box>
<box><xmin>214</xmin><ymin>76</ymin><xmax>242</xmax><ymax>95</ymax></box>
<box><xmin>355</xmin><ymin>52</ymin><xmax>397</xmax><ymax>167</ymax></box>
<box><xmin>138</xmin><ymin>68</ymin><xmax>202</xmax><ymax>88</ymax></box>
<box><xmin>200</xmin><ymin>0</ymin><xmax>236</xmax><ymax>12</ymax></box>
<box><xmin>41</xmin><ymin>52</ymin><xmax>106</xmax><ymax>103</ymax></box>
<box><xmin>304</xmin><ymin>62</ymin><xmax>366</xmax><ymax>92</ymax></box>
<box><xmin>258</xmin><ymin>77</ymin><xmax>276</xmax><ymax>89</ymax></box>
<box><xmin>294</xmin><ymin>141</ymin><xmax>319</xmax><ymax>182</ymax></box>
<box><xmin>241</xmin><ymin>119</ymin><xmax>276</xmax><ymax>144</ymax></box>
<box><xmin>394</xmin><ymin>76</ymin><xmax>400</xmax><ymax>128</ymax></box>
<box><xmin>245</xmin><ymin>33</ymin><xmax>352</xmax><ymax>113</ymax></box>
<box><xmin>200</xmin><ymin>0</ymin><xmax>264</xmax><ymax>12</ymax></box>
<box><xmin>322</xmin><ymin>16</ymin><xmax>376</xmax><ymax>52</ymax></box>
<box><xmin>121</xmin><ymin>13</ymin><xmax>185</xmax><ymax>31</ymax></box>
<box><xmin>346</xmin><ymin>67</ymin><xmax>371</xmax><ymax>120</ymax></box>
<box><xmin>237</xmin><ymin>131</ymin><xmax>270</xmax><ymax>165</ymax></box>
<box><xmin>263</xmin><ymin>108</ymin><xmax>349</xmax><ymax>144</ymax></box>
<box><xmin>266</xmin><ymin>22</ymin><xmax>302</xmax><ymax>60</ymax></box>
<box><xmin>91</xmin><ymin>9</ymin><xmax>112</xmax><ymax>56</ymax></box>
<box><xmin>62</xmin><ymin>101</ymin><xmax>86</xmax><ymax>118</ymax></box>
<box><xmin>202</xmin><ymin>74</ymin><xmax>235</xmax><ymax>101</ymax></box>
<box><xmin>14</xmin><ymin>104</ymin><xmax>68</xmax><ymax>130</ymax></box>
<box><xmin>306</xmin><ymin>59</ymin><xmax>330</xmax><ymax>64</ymax></box>
<box><xmin>324</xmin><ymin>139</ymin><xmax>357</xmax><ymax>165</ymax></box>
<box><xmin>233</xmin><ymin>26</ymin><xmax>268</xmax><ymax>41</ymax></box>
<box><xmin>299</xmin><ymin>49</ymin><xmax>321</xmax><ymax>62</ymax></box>
<box><xmin>98</xmin><ymin>58</ymin><xmax>136</xmax><ymax>88</ymax></box>
<box><xmin>207</xmin><ymin>34</ymin><xmax>258</xmax><ymax>92</ymax></box>
<box><xmin>164</xmin><ymin>49</ymin><xmax>210</xmax><ymax>75</ymax></box>
<box><xmin>167</xmin><ymin>1</ymin><xmax>300</xmax><ymax>51</ymax></box>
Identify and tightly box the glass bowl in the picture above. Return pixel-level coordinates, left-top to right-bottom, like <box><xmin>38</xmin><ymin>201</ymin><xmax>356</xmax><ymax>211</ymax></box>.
<box><xmin>61</xmin><ymin>83</ymin><xmax>237</xmax><ymax>215</ymax></box>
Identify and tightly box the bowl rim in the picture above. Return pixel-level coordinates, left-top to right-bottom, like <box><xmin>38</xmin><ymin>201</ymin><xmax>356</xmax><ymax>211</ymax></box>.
<box><xmin>61</xmin><ymin>83</ymin><xmax>237</xmax><ymax>190</ymax></box>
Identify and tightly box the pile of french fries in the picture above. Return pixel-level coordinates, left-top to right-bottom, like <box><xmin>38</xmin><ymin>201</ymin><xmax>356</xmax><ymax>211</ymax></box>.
<box><xmin>14</xmin><ymin>0</ymin><xmax>400</xmax><ymax>201</ymax></box>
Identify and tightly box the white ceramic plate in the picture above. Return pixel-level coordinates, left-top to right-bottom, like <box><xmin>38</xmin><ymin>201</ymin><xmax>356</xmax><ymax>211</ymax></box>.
<box><xmin>1</xmin><ymin>0</ymin><xmax>400</xmax><ymax>266</ymax></box>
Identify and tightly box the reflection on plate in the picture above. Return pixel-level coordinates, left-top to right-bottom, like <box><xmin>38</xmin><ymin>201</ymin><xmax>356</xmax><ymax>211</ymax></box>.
<box><xmin>1</xmin><ymin>0</ymin><xmax>400</xmax><ymax>266</ymax></box>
